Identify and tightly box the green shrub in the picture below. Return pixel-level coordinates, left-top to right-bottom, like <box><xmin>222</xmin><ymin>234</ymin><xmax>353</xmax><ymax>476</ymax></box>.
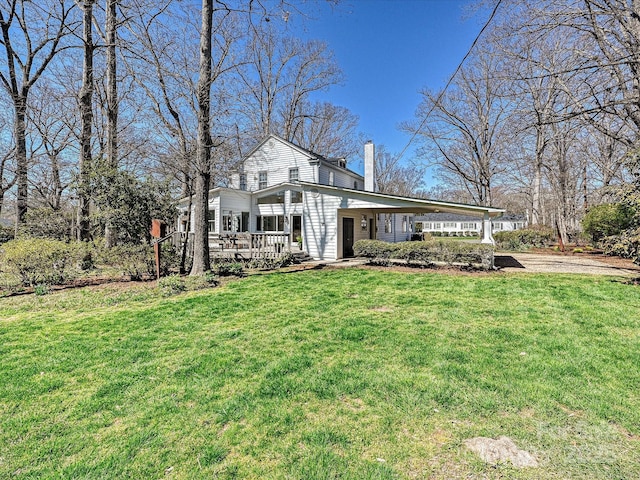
<box><xmin>94</xmin><ymin>244</ymin><xmax>156</xmax><ymax>280</ymax></box>
<box><xmin>0</xmin><ymin>224</ymin><xmax>14</xmax><ymax>245</ymax></box>
<box><xmin>184</xmin><ymin>272</ymin><xmax>218</xmax><ymax>290</ymax></box>
<box><xmin>353</xmin><ymin>240</ymin><xmax>400</xmax><ymax>261</ymax></box>
<box><xmin>493</xmin><ymin>226</ymin><xmax>555</xmax><ymax>250</ymax></box>
<box><xmin>34</xmin><ymin>284</ymin><xmax>51</xmax><ymax>296</ymax></box>
<box><xmin>0</xmin><ymin>238</ymin><xmax>81</xmax><ymax>286</ymax></box>
<box><xmin>582</xmin><ymin>203</ymin><xmax>634</xmax><ymax>242</ymax></box>
<box><xmin>354</xmin><ymin>239</ymin><xmax>494</xmax><ymax>269</ymax></box>
<box><xmin>212</xmin><ymin>259</ymin><xmax>245</xmax><ymax>277</ymax></box>
<box><xmin>600</xmin><ymin>228</ymin><xmax>640</xmax><ymax>263</ymax></box>
<box><xmin>19</xmin><ymin>207</ymin><xmax>75</xmax><ymax>241</ymax></box>
<box><xmin>158</xmin><ymin>274</ymin><xmax>187</xmax><ymax>295</ymax></box>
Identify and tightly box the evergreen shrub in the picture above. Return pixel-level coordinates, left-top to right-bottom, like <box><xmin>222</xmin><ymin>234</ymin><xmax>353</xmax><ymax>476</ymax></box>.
<box><xmin>493</xmin><ymin>226</ymin><xmax>555</xmax><ymax>250</ymax></box>
<box><xmin>1</xmin><ymin>238</ymin><xmax>81</xmax><ymax>286</ymax></box>
<box><xmin>354</xmin><ymin>239</ymin><xmax>494</xmax><ymax>269</ymax></box>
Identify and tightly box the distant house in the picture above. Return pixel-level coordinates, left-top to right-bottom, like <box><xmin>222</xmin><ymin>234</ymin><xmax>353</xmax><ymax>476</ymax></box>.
<box><xmin>415</xmin><ymin>212</ymin><xmax>526</xmax><ymax>237</ymax></box>
<box><xmin>177</xmin><ymin>135</ymin><xmax>505</xmax><ymax>260</ymax></box>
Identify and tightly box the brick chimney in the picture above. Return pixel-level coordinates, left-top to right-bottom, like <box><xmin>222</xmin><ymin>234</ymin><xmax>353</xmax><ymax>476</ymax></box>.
<box><xmin>364</xmin><ymin>141</ymin><xmax>375</xmax><ymax>192</ymax></box>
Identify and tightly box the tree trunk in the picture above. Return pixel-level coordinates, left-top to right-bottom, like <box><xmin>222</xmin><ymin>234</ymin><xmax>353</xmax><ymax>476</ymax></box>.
<box><xmin>14</xmin><ymin>95</ymin><xmax>28</xmax><ymax>232</ymax></box>
<box><xmin>531</xmin><ymin>126</ymin><xmax>544</xmax><ymax>225</ymax></box>
<box><xmin>190</xmin><ymin>0</ymin><xmax>213</xmax><ymax>275</ymax></box>
<box><xmin>104</xmin><ymin>0</ymin><xmax>119</xmax><ymax>247</ymax></box>
<box><xmin>77</xmin><ymin>0</ymin><xmax>94</xmax><ymax>242</ymax></box>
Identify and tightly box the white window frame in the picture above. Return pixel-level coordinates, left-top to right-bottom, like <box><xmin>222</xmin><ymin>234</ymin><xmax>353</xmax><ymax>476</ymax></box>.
<box><xmin>258</xmin><ymin>171</ymin><xmax>268</xmax><ymax>190</ymax></box>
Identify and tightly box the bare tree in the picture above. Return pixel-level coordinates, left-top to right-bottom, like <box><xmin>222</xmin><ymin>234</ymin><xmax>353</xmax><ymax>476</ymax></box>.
<box><xmin>235</xmin><ymin>24</ymin><xmax>344</xmax><ymax>148</ymax></box>
<box><xmin>190</xmin><ymin>0</ymin><xmax>214</xmax><ymax>275</ymax></box>
<box><xmin>0</xmin><ymin>0</ymin><xmax>74</xmax><ymax>229</ymax></box>
<box><xmin>290</xmin><ymin>100</ymin><xmax>360</xmax><ymax>158</ymax></box>
<box><xmin>408</xmin><ymin>54</ymin><xmax>510</xmax><ymax>206</ymax></box>
<box><xmin>27</xmin><ymin>84</ymin><xmax>74</xmax><ymax>210</ymax></box>
<box><xmin>374</xmin><ymin>145</ymin><xmax>427</xmax><ymax>197</ymax></box>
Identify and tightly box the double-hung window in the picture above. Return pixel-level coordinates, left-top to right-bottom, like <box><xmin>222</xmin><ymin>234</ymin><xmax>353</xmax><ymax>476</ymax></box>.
<box><xmin>258</xmin><ymin>171</ymin><xmax>268</xmax><ymax>190</ymax></box>
<box><xmin>207</xmin><ymin>210</ymin><xmax>216</xmax><ymax>233</ymax></box>
<box><xmin>289</xmin><ymin>168</ymin><xmax>299</xmax><ymax>182</ymax></box>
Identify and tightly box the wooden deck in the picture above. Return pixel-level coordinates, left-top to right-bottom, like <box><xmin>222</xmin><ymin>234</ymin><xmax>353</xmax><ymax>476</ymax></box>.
<box><xmin>174</xmin><ymin>232</ymin><xmax>302</xmax><ymax>260</ymax></box>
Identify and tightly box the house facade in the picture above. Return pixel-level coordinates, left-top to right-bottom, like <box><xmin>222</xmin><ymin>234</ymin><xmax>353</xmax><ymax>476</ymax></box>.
<box><xmin>177</xmin><ymin>135</ymin><xmax>505</xmax><ymax>260</ymax></box>
<box><xmin>415</xmin><ymin>213</ymin><xmax>526</xmax><ymax>237</ymax></box>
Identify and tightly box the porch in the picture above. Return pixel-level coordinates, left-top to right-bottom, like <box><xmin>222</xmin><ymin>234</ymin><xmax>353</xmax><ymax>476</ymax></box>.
<box><xmin>173</xmin><ymin>232</ymin><xmax>304</xmax><ymax>261</ymax></box>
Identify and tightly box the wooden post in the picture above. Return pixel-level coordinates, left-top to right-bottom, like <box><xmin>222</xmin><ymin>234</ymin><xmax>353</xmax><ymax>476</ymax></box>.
<box><xmin>150</xmin><ymin>219</ymin><xmax>166</xmax><ymax>280</ymax></box>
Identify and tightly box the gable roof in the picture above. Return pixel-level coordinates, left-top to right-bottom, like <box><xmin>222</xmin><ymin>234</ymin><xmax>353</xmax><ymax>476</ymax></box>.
<box><xmin>245</xmin><ymin>134</ymin><xmax>363</xmax><ymax>179</ymax></box>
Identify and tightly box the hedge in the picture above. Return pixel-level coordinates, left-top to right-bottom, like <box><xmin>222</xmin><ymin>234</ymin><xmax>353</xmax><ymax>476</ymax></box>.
<box><xmin>493</xmin><ymin>227</ymin><xmax>555</xmax><ymax>250</ymax></box>
<box><xmin>354</xmin><ymin>239</ymin><xmax>494</xmax><ymax>270</ymax></box>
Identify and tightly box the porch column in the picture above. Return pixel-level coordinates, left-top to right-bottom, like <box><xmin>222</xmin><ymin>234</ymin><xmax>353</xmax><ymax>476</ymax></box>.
<box><xmin>481</xmin><ymin>212</ymin><xmax>495</xmax><ymax>244</ymax></box>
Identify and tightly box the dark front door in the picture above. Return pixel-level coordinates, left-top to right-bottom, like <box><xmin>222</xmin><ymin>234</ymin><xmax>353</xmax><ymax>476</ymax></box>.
<box><xmin>343</xmin><ymin>217</ymin><xmax>354</xmax><ymax>257</ymax></box>
<box><xmin>291</xmin><ymin>215</ymin><xmax>302</xmax><ymax>242</ymax></box>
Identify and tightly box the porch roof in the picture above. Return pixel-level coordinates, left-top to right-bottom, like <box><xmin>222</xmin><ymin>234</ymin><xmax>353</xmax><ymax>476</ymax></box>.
<box><xmin>298</xmin><ymin>182</ymin><xmax>505</xmax><ymax>218</ymax></box>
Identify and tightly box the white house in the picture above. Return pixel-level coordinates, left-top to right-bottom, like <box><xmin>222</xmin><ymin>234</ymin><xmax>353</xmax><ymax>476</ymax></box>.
<box><xmin>177</xmin><ymin>135</ymin><xmax>505</xmax><ymax>260</ymax></box>
<box><xmin>415</xmin><ymin>213</ymin><xmax>526</xmax><ymax>237</ymax></box>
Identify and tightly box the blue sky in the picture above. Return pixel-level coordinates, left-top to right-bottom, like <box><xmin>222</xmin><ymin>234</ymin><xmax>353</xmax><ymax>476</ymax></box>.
<box><xmin>298</xmin><ymin>0</ymin><xmax>487</xmax><ymax>182</ymax></box>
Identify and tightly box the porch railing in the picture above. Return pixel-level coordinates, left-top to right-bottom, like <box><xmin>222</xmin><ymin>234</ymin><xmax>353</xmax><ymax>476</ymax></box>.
<box><xmin>173</xmin><ymin>232</ymin><xmax>300</xmax><ymax>260</ymax></box>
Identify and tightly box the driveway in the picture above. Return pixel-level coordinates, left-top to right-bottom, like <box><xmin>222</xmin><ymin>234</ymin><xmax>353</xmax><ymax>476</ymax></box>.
<box><xmin>495</xmin><ymin>252</ymin><xmax>640</xmax><ymax>276</ymax></box>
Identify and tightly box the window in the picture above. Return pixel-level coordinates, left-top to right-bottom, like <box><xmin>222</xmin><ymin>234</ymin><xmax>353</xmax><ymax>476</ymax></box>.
<box><xmin>258</xmin><ymin>171</ymin><xmax>267</xmax><ymax>189</ymax></box>
<box><xmin>462</xmin><ymin>222</ymin><xmax>477</xmax><ymax>230</ymax></box>
<box><xmin>434</xmin><ymin>222</ymin><xmax>441</xmax><ymax>229</ymax></box>
<box><xmin>444</xmin><ymin>222</ymin><xmax>456</xmax><ymax>228</ymax></box>
<box><xmin>422</xmin><ymin>222</ymin><xmax>431</xmax><ymax>230</ymax></box>
<box><xmin>222</xmin><ymin>210</ymin><xmax>234</xmax><ymax>232</ymax></box>
<box><xmin>291</xmin><ymin>190</ymin><xmax>303</xmax><ymax>203</ymax></box>
<box><xmin>402</xmin><ymin>216</ymin><xmax>408</xmax><ymax>233</ymax></box>
<box><xmin>289</xmin><ymin>168</ymin><xmax>299</xmax><ymax>182</ymax></box>
<box><xmin>239</xmin><ymin>174</ymin><xmax>247</xmax><ymax>191</ymax></box>
<box><xmin>256</xmin><ymin>215</ymin><xmax>285</xmax><ymax>232</ymax></box>
<box><xmin>384</xmin><ymin>214</ymin><xmax>393</xmax><ymax>233</ymax></box>
<box><xmin>257</xmin><ymin>191</ymin><xmax>285</xmax><ymax>204</ymax></box>
<box><xmin>493</xmin><ymin>222</ymin><xmax>503</xmax><ymax>230</ymax></box>
<box><xmin>329</xmin><ymin>171</ymin><xmax>334</xmax><ymax>186</ymax></box>
<box><xmin>354</xmin><ymin>181</ymin><xmax>358</xmax><ymax>190</ymax></box>
<box><xmin>222</xmin><ymin>211</ymin><xmax>249</xmax><ymax>232</ymax></box>
<box><xmin>207</xmin><ymin>210</ymin><xmax>215</xmax><ymax>233</ymax></box>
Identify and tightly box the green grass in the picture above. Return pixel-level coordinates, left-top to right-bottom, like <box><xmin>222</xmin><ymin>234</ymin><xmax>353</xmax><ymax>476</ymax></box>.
<box><xmin>1</xmin><ymin>269</ymin><xmax>639</xmax><ymax>479</ymax></box>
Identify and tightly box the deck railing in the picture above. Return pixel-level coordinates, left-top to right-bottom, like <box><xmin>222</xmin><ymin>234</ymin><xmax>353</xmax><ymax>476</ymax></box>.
<box><xmin>173</xmin><ymin>232</ymin><xmax>299</xmax><ymax>260</ymax></box>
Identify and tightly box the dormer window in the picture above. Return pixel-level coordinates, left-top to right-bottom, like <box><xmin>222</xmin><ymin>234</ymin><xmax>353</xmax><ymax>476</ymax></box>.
<box><xmin>289</xmin><ymin>167</ymin><xmax>299</xmax><ymax>182</ymax></box>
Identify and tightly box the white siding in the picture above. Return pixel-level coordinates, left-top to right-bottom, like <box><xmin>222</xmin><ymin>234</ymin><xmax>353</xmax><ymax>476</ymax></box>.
<box><xmin>241</xmin><ymin>138</ymin><xmax>316</xmax><ymax>190</ymax></box>
<box><xmin>303</xmin><ymin>189</ymin><xmax>339</xmax><ymax>260</ymax></box>
<box><xmin>375</xmin><ymin>213</ymin><xmax>411</xmax><ymax>243</ymax></box>
<box><xmin>319</xmin><ymin>164</ymin><xmax>362</xmax><ymax>189</ymax></box>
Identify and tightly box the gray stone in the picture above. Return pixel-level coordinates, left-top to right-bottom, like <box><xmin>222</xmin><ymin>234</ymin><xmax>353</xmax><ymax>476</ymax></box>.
<box><xmin>464</xmin><ymin>436</ymin><xmax>539</xmax><ymax>468</ymax></box>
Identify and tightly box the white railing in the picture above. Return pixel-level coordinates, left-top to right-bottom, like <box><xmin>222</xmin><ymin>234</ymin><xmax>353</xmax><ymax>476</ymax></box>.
<box><xmin>174</xmin><ymin>232</ymin><xmax>298</xmax><ymax>260</ymax></box>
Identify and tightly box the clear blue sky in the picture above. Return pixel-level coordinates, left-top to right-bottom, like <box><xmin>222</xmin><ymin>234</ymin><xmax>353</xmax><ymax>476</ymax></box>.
<box><xmin>298</xmin><ymin>0</ymin><xmax>487</xmax><ymax>182</ymax></box>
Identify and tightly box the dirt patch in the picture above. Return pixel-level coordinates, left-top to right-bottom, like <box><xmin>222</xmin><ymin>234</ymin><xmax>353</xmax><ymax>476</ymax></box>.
<box><xmin>496</xmin><ymin>252</ymin><xmax>640</xmax><ymax>276</ymax></box>
<box><xmin>465</xmin><ymin>436</ymin><xmax>539</xmax><ymax>468</ymax></box>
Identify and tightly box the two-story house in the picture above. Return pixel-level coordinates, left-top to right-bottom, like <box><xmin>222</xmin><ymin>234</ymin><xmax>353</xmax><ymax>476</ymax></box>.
<box><xmin>177</xmin><ymin>135</ymin><xmax>504</xmax><ymax>260</ymax></box>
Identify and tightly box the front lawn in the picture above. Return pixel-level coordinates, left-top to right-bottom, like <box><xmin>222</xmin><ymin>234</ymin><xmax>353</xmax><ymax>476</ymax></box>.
<box><xmin>1</xmin><ymin>269</ymin><xmax>638</xmax><ymax>479</ymax></box>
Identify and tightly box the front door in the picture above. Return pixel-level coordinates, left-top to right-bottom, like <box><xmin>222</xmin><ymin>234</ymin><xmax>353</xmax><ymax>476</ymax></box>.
<box><xmin>291</xmin><ymin>215</ymin><xmax>302</xmax><ymax>243</ymax></box>
<box><xmin>343</xmin><ymin>217</ymin><xmax>354</xmax><ymax>257</ymax></box>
